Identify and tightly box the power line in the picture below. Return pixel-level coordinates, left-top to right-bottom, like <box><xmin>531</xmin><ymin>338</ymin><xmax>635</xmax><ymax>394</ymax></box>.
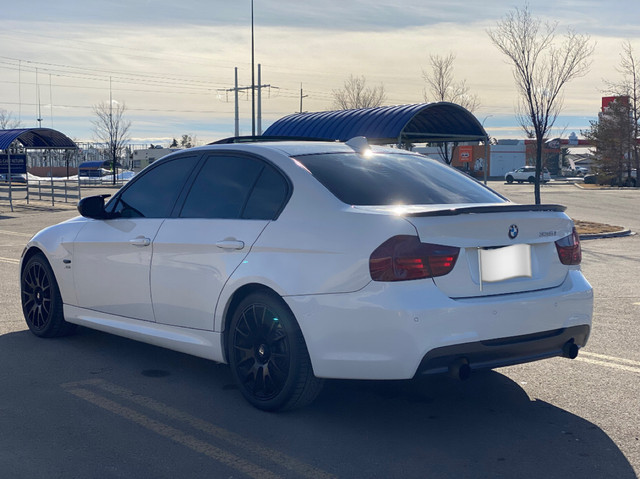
<box><xmin>0</xmin><ymin>57</ymin><xmax>227</xmax><ymax>90</ymax></box>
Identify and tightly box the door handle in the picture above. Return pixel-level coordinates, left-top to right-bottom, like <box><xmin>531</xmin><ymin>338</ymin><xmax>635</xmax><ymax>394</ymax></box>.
<box><xmin>215</xmin><ymin>239</ymin><xmax>245</xmax><ymax>250</ymax></box>
<box><xmin>129</xmin><ymin>236</ymin><xmax>151</xmax><ymax>247</ymax></box>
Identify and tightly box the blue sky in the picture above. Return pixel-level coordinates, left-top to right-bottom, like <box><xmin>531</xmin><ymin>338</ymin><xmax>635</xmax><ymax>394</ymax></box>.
<box><xmin>1</xmin><ymin>1</ymin><xmax>639</xmax><ymax>144</ymax></box>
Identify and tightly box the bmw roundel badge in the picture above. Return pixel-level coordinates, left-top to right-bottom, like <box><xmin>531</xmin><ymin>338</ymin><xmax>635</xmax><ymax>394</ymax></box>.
<box><xmin>508</xmin><ymin>224</ymin><xmax>519</xmax><ymax>239</ymax></box>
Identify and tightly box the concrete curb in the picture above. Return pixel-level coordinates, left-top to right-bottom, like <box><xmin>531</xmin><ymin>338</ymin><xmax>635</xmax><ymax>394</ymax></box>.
<box><xmin>573</xmin><ymin>183</ymin><xmax>640</xmax><ymax>191</ymax></box>
<box><xmin>579</xmin><ymin>229</ymin><xmax>634</xmax><ymax>240</ymax></box>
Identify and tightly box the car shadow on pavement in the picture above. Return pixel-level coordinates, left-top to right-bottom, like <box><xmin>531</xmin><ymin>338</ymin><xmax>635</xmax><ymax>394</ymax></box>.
<box><xmin>0</xmin><ymin>327</ymin><xmax>635</xmax><ymax>479</ymax></box>
<box><xmin>303</xmin><ymin>373</ymin><xmax>636</xmax><ymax>478</ymax></box>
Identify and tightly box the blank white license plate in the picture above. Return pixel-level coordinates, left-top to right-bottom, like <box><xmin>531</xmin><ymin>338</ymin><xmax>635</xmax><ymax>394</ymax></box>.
<box><xmin>479</xmin><ymin>243</ymin><xmax>532</xmax><ymax>283</ymax></box>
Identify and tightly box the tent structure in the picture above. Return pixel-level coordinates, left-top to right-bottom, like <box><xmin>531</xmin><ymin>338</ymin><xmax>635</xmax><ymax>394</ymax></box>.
<box><xmin>0</xmin><ymin>128</ymin><xmax>77</xmax><ymax>211</ymax></box>
<box><xmin>263</xmin><ymin>102</ymin><xmax>489</xmax><ymax>145</ymax></box>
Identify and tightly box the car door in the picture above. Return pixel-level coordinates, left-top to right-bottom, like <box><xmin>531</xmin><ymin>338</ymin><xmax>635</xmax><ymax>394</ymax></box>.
<box><xmin>72</xmin><ymin>154</ymin><xmax>200</xmax><ymax>321</ymax></box>
<box><xmin>150</xmin><ymin>153</ymin><xmax>290</xmax><ymax>330</ymax></box>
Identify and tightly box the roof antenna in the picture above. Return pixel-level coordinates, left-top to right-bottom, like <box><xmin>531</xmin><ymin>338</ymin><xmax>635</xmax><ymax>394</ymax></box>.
<box><xmin>346</xmin><ymin>136</ymin><xmax>371</xmax><ymax>155</ymax></box>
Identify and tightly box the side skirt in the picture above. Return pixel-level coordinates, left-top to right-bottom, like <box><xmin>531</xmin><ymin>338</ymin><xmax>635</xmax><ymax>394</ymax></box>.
<box><xmin>64</xmin><ymin>305</ymin><xmax>225</xmax><ymax>363</ymax></box>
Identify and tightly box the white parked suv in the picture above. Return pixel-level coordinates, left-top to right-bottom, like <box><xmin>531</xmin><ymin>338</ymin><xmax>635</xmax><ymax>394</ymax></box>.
<box><xmin>505</xmin><ymin>166</ymin><xmax>551</xmax><ymax>183</ymax></box>
<box><xmin>21</xmin><ymin>137</ymin><xmax>592</xmax><ymax>410</ymax></box>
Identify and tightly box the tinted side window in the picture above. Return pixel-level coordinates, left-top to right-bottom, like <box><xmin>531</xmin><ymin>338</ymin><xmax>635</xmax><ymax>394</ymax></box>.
<box><xmin>243</xmin><ymin>166</ymin><xmax>289</xmax><ymax>220</ymax></box>
<box><xmin>180</xmin><ymin>155</ymin><xmax>263</xmax><ymax>219</ymax></box>
<box><xmin>112</xmin><ymin>156</ymin><xmax>198</xmax><ymax>218</ymax></box>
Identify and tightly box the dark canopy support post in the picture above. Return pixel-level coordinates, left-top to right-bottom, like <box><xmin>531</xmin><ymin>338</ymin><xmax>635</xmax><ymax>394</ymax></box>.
<box><xmin>49</xmin><ymin>151</ymin><xmax>54</xmax><ymax>206</ymax></box>
<box><xmin>7</xmin><ymin>148</ymin><xmax>13</xmax><ymax>212</ymax></box>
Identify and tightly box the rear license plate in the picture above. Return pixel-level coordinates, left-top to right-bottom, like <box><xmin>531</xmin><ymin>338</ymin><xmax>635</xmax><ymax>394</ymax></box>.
<box><xmin>479</xmin><ymin>243</ymin><xmax>532</xmax><ymax>285</ymax></box>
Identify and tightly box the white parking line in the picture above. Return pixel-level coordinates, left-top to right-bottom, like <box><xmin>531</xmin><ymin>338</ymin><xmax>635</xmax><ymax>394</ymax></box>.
<box><xmin>62</xmin><ymin>379</ymin><xmax>336</xmax><ymax>479</ymax></box>
<box><xmin>66</xmin><ymin>386</ymin><xmax>281</xmax><ymax>479</ymax></box>
<box><xmin>580</xmin><ymin>351</ymin><xmax>640</xmax><ymax>367</ymax></box>
<box><xmin>578</xmin><ymin>351</ymin><xmax>640</xmax><ymax>375</ymax></box>
<box><xmin>0</xmin><ymin>230</ymin><xmax>33</xmax><ymax>238</ymax></box>
<box><xmin>0</xmin><ymin>257</ymin><xmax>20</xmax><ymax>265</ymax></box>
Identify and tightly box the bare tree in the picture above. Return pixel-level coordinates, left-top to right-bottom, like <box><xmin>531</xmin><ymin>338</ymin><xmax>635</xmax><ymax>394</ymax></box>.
<box><xmin>487</xmin><ymin>5</ymin><xmax>594</xmax><ymax>204</ymax></box>
<box><xmin>332</xmin><ymin>75</ymin><xmax>387</xmax><ymax>110</ymax></box>
<box><xmin>422</xmin><ymin>53</ymin><xmax>481</xmax><ymax>164</ymax></box>
<box><xmin>604</xmin><ymin>40</ymin><xmax>640</xmax><ymax>177</ymax></box>
<box><xmin>423</xmin><ymin>53</ymin><xmax>480</xmax><ymax>112</ymax></box>
<box><xmin>0</xmin><ymin>109</ymin><xmax>21</xmax><ymax>129</ymax></box>
<box><xmin>92</xmin><ymin>101</ymin><xmax>131</xmax><ymax>185</ymax></box>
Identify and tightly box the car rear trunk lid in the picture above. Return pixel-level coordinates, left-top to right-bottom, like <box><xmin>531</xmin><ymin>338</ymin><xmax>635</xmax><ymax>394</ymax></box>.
<box><xmin>357</xmin><ymin>203</ymin><xmax>574</xmax><ymax>298</ymax></box>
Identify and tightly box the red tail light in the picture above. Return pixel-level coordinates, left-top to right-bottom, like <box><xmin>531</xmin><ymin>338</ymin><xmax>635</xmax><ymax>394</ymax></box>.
<box><xmin>369</xmin><ymin>235</ymin><xmax>459</xmax><ymax>281</ymax></box>
<box><xmin>555</xmin><ymin>227</ymin><xmax>582</xmax><ymax>265</ymax></box>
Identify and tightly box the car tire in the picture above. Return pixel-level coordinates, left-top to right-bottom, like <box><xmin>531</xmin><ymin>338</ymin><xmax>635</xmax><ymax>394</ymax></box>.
<box><xmin>505</xmin><ymin>175</ymin><xmax>514</xmax><ymax>184</ymax></box>
<box><xmin>21</xmin><ymin>253</ymin><xmax>77</xmax><ymax>338</ymax></box>
<box><xmin>528</xmin><ymin>176</ymin><xmax>535</xmax><ymax>183</ymax></box>
<box><xmin>228</xmin><ymin>292</ymin><xmax>323</xmax><ymax>411</ymax></box>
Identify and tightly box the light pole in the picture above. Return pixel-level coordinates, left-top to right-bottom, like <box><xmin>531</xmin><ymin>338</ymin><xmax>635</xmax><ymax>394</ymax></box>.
<box><xmin>251</xmin><ymin>0</ymin><xmax>255</xmax><ymax>136</ymax></box>
<box><xmin>481</xmin><ymin>115</ymin><xmax>493</xmax><ymax>185</ymax></box>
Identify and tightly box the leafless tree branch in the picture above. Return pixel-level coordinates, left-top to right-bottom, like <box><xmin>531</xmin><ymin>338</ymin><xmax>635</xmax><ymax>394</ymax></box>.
<box><xmin>92</xmin><ymin>101</ymin><xmax>131</xmax><ymax>185</ymax></box>
<box><xmin>487</xmin><ymin>4</ymin><xmax>594</xmax><ymax>204</ymax></box>
<box><xmin>332</xmin><ymin>75</ymin><xmax>387</xmax><ymax>110</ymax></box>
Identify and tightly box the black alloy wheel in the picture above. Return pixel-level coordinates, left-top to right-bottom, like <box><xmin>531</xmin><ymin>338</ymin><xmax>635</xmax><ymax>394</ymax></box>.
<box><xmin>228</xmin><ymin>292</ymin><xmax>323</xmax><ymax>411</ymax></box>
<box><xmin>21</xmin><ymin>253</ymin><xmax>76</xmax><ymax>337</ymax></box>
<box><xmin>506</xmin><ymin>175</ymin><xmax>514</xmax><ymax>184</ymax></box>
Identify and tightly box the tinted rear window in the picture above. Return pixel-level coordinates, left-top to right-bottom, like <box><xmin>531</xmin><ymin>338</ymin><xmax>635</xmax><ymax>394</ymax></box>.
<box><xmin>294</xmin><ymin>152</ymin><xmax>505</xmax><ymax>205</ymax></box>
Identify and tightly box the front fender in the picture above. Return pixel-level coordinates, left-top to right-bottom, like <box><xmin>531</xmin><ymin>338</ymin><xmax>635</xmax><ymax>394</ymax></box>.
<box><xmin>21</xmin><ymin>218</ymin><xmax>86</xmax><ymax>306</ymax></box>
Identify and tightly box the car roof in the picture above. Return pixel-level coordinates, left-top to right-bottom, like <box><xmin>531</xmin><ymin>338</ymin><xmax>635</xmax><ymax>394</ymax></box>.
<box><xmin>191</xmin><ymin>140</ymin><xmax>411</xmax><ymax>158</ymax></box>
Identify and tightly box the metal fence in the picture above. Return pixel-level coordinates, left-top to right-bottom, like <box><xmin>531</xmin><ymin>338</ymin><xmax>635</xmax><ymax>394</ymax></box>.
<box><xmin>28</xmin><ymin>180</ymin><xmax>81</xmax><ymax>205</ymax></box>
<box><xmin>1</xmin><ymin>178</ymin><xmax>128</xmax><ymax>210</ymax></box>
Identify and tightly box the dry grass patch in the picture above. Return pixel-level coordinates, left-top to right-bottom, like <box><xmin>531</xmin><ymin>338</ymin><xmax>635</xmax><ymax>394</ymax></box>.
<box><xmin>574</xmin><ymin>220</ymin><xmax>624</xmax><ymax>235</ymax></box>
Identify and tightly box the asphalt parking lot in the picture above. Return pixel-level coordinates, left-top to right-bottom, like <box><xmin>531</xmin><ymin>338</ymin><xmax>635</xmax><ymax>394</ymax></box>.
<box><xmin>0</xmin><ymin>181</ymin><xmax>639</xmax><ymax>478</ymax></box>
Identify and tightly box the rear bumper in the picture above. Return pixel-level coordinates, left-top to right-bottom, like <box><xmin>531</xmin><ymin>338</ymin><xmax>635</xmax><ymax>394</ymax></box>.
<box><xmin>416</xmin><ymin>324</ymin><xmax>590</xmax><ymax>377</ymax></box>
<box><xmin>285</xmin><ymin>269</ymin><xmax>593</xmax><ymax>380</ymax></box>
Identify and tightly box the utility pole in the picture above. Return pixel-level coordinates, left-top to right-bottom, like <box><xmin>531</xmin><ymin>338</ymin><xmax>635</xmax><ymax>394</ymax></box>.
<box><xmin>234</xmin><ymin>68</ymin><xmax>239</xmax><ymax>137</ymax></box>
<box><xmin>18</xmin><ymin>60</ymin><xmax>21</xmax><ymax>123</ymax></box>
<box><xmin>110</xmin><ymin>76</ymin><xmax>116</xmax><ymax>185</ymax></box>
<box><xmin>49</xmin><ymin>74</ymin><xmax>53</xmax><ymax>128</ymax></box>
<box><xmin>36</xmin><ymin>68</ymin><xmax>42</xmax><ymax>127</ymax></box>
<box><xmin>257</xmin><ymin>64</ymin><xmax>262</xmax><ymax>135</ymax></box>
<box><xmin>223</xmin><ymin>65</ymin><xmax>276</xmax><ymax>137</ymax></box>
<box><xmin>300</xmin><ymin>83</ymin><xmax>308</xmax><ymax>113</ymax></box>
<box><xmin>251</xmin><ymin>0</ymin><xmax>255</xmax><ymax>136</ymax></box>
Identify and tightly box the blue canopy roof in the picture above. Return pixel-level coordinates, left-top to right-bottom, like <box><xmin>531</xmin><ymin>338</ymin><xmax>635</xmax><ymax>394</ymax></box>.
<box><xmin>0</xmin><ymin>128</ymin><xmax>77</xmax><ymax>150</ymax></box>
<box><xmin>263</xmin><ymin>102</ymin><xmax>488</xmax><ymax>144</ymax></box>
<box><xmin>78</xmin><ymin>161</ymin><xmax>106</xmax><ymax>169</ymax></box>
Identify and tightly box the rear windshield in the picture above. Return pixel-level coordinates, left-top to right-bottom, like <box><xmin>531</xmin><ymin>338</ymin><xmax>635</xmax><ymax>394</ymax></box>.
<box><xmin>294</xmin><ymin>152</ymin><xmax>505</xmax><ymax>206</ymax></box>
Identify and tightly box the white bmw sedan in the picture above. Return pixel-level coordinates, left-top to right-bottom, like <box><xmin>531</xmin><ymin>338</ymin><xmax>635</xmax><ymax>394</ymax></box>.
<box><xmin>20</xmin><ymin>138</ymin><xmax>593</xmax><ymax>411</ymax></box>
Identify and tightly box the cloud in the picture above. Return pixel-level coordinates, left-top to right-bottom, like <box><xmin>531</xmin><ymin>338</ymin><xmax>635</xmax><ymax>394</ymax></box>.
<box><xmin>1</xmin><ymin>1</ymin><xmax>638</xmax><ymax>143</ymax></box>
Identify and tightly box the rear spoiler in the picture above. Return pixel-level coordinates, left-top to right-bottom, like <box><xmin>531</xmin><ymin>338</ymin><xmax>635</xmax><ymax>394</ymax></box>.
<box><xmin>405</xmin><ymin>204</ymin><xmax>567</xmax><ymax>217</ymax></box>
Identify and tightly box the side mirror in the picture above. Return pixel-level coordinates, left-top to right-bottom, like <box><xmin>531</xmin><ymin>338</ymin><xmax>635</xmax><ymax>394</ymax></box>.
<box><xmin>77</xmin><ymin>195</ymin><xmax>111</xmax><ymax>219</ymax></box>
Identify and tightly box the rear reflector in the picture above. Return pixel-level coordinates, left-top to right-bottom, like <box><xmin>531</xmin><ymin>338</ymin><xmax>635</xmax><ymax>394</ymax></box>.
<box><xmin>370</xmin><ymin>235</ymin><xmax>459</xmax><ymax>281</ymax></box>
<box><xmin>555</xmin><ymin>227</ymin><xmax>582</xmax><ymax>265</ymax></box>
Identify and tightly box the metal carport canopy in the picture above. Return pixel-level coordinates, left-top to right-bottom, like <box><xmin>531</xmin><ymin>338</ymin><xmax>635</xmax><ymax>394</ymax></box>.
<box><xmin>263</xmin><ymin>102</ymin><xmax>488</xmax><ymax>144</ymax></box>
<box><xmin>0</xmin><ymin>128</ymin><xmax>77</xmax><ymax>150</ymax></box>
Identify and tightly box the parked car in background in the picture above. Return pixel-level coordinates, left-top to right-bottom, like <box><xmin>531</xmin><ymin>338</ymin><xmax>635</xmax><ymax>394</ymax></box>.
<box><xmin>0</xmin><ymin>173</ymin><xmax>27</xmax><ymax>183</ymax></box>
<box><xmin>20</xmin><ymin>137</ymin><xmax>593</xmax><ymax>411</ymax></box>
<box><xmin>505</xmin><ymin>166</ymin><xmax>551</xmax><ymax>184</ymax></box>
<box><xmin>561</xmin><ymin>166</ymin><xmax>589</xmax><ymax>177</ymax></box>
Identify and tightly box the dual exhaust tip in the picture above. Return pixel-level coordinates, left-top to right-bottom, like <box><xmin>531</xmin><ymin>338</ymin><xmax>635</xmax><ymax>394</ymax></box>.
<box><xmin>448</xmin><ymin>339</ymin><xmax>580</xmax><ymax>381</ymax></box>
